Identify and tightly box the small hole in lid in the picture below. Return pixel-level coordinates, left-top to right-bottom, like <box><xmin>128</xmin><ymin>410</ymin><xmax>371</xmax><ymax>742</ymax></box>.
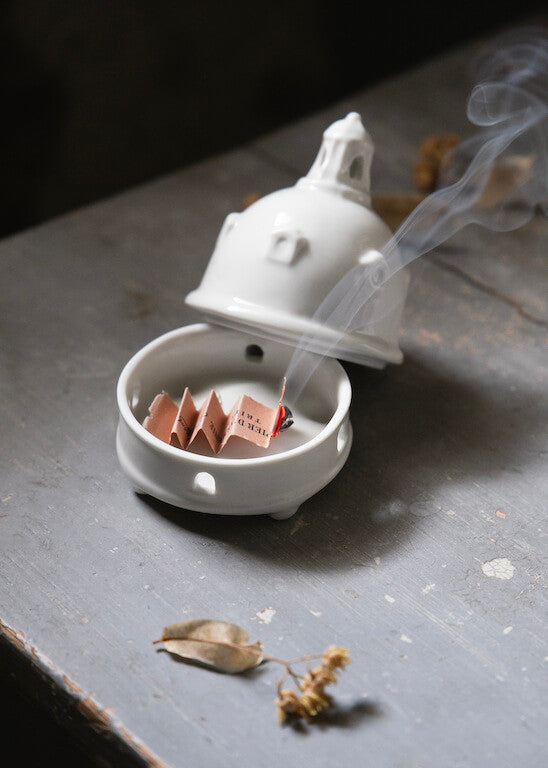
<box><xmin>245</xmin><ymin>344</ymin><xmax>264</xmax><ymax>362</ymax></box>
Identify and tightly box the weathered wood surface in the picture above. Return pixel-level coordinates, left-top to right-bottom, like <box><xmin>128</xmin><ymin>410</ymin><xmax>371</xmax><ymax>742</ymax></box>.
<box><xmin>1</xmin><ymin>33</ymin><xmax>547</xmax><ymax>768</ymax></box>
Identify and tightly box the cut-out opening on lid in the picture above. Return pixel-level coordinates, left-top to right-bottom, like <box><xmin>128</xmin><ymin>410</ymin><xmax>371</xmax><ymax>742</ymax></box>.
<box><xmin>349</xmin><ymin>155</ymin><xmax>364</xmax><ymax>179</ymax></box>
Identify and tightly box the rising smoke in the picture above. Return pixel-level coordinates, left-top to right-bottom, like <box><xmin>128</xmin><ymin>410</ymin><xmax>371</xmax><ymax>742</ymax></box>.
<box><xmin>285</xmin><ymin>30</ymin><xmax>547</xmax><ymax>404</ymax></box>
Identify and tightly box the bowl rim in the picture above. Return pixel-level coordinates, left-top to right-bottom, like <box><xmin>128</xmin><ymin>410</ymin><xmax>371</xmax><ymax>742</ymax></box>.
<box><xmin>117</xmin><ymin>323</ymin><xmax>352</xmax><ymax>468</ymax></box>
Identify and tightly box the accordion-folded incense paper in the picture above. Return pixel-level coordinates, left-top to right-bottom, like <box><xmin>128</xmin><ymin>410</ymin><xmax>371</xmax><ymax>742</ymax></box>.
<box><xmin>144</xmin><ymin>387</ymin><xmax>286</xmax><ymax>454</ymax></box>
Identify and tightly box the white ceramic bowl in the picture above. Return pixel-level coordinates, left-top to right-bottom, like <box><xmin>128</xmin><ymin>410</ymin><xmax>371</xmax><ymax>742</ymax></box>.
<box><xmin>116</xmin><ymin>324</ymin><xmax>352</xmax><ymax>519</ymax></box>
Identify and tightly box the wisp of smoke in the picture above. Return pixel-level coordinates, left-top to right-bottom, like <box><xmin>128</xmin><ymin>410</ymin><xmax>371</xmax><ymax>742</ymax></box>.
<box><xmin>284</xmin><ymin>30</ymin><xmax>547</xmax><ymax>405</ymax></box>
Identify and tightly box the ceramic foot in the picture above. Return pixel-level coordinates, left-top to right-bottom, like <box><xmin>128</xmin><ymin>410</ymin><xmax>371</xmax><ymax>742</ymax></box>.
<box><xmin>269</xmin><ymin>506</ymin><xmax>299</xmax><ymax>521</ymax></box>
<box><xmin>133</xmin><ymin>486</ymin><xmax>147</xmax><ymax>496</ymax></box>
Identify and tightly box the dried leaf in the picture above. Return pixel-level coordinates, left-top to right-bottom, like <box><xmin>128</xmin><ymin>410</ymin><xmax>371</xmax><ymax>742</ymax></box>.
<box><xmin>241</xmin><ymin>191</ymin><xmax>262</xmax><ymax>209</ymax></box>
<box><xmin>413</xmin><ymin>133</ymin><xmax>461</xmax><ymax>192</ymax></box>
<box><xmin>373</xmin><ymin>154</ymin><xmax>533</xmax><ymax>232</ymax></box>
<box><xmin>477</xmin><ymin>155</ymin><xmax>533</xmax><ymax>209</ymax></box>
<box><xmin>155</xmin><ymin>619</ymin><xmax>263</xmax><ymax>673</ymax></box>
<box><xmin>372</xmin><ymin>192</ymin><xmax>427</xmax><ymax>231</ymax></box>
<box><xmin>155</xmin><ymin>620</ymin><xmax>352</xmax><ymax>724</ymax></box>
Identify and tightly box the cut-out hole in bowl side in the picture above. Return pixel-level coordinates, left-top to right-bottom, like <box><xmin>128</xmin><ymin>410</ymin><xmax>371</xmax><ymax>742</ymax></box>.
<box><xmin>245</xmin><ymin>344</ymin><xmax>264</xmax><ymax>362</ymax></box>
<box><xmin>193</xmin><ymin>472</ymin><xmax>216</xmax><ymax>495</ymax></box>
<box><xmin>337</xmin><ymin>422</ymin><xmax>350</xmax><ymax>454</ymax></box>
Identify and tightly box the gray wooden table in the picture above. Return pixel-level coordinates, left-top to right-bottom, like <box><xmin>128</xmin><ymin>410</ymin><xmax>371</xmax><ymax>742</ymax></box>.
<box><xmin>1</xmin><ymin>33</ymin><xmax>547</xmax><ymax>768</ymax></box>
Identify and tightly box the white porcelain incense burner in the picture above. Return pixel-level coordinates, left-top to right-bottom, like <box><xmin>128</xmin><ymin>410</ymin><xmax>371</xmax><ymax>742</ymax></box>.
<box><xmin>116</xmin><ymin>113</ymin><xmax>409</xmax><ymax>518</ymax></box>
<box><xmin>186</xmin><ymin>112</ymin><xmax>408</xmax><ymax>367</ymax></box>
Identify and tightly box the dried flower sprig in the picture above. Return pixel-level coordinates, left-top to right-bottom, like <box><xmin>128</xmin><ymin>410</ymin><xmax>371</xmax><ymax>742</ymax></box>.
<box><xmin>154</xmin><ymin>620</ymin><xmax>351</xmax><ymax>723</ymax></box>
<box><xmin>275</xmin><ymin>645</ymin><xmax>351</xmax><ymax>722</ymax></box>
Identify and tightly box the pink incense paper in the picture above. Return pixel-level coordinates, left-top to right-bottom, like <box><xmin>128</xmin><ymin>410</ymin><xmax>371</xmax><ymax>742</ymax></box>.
<box><xmin>143</xmin><ymin>386</ymin><xmax>285</xmax><ymax>454</ymax></box>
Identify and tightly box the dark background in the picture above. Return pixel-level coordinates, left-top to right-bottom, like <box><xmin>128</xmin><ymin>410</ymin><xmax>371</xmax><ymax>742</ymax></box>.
<box><xmin>1</xmin><ymin>1</ymin><xmax>542</xmax><ymax>239</ymax></box>
<box><xmin>0</xmin><ymin>2</ymin><xmax>543</xmax><ymax>766</ymax></box>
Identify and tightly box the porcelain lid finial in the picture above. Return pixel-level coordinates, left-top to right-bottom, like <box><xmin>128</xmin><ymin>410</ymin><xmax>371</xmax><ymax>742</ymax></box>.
<box><xmin>298</xmin><ymin>112</ymin><xmax>374</xmax><ymax>206</ymax></box>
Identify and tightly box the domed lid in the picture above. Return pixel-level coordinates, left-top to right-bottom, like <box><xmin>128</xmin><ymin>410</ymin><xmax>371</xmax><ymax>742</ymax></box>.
<box><xmin>185</xmin><ymin>113</ymin><xmax>409</xmax><ymax>368</ymax></box>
